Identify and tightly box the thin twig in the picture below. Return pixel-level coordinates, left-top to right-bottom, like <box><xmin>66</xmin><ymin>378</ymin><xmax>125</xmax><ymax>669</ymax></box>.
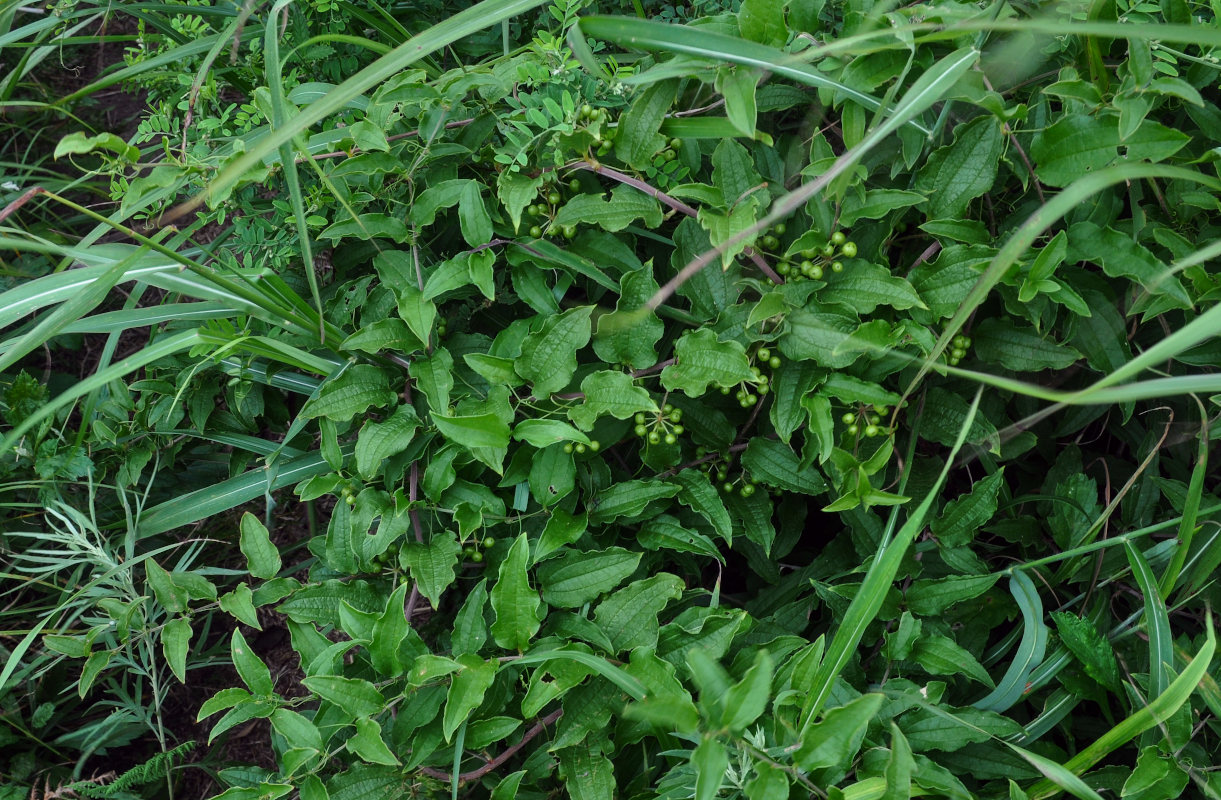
<box><xmin>418</xmin><ymin>708</ymin><xmax>564</xmax><ymax>785</ymax></box>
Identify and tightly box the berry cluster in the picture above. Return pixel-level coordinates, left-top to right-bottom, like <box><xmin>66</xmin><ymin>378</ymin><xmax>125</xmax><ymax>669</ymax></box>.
<box><xmin>775</xmin><ymin>230</ymin><xmax>858</xmax><ymax>282</ymax></box>
<box><xmin>634</xmin><ymin>404</ymin><xmax>684</xmax><ymax>446</ymax></box>
<box><xmin>339</xmin><ymin>484</ymin><xmax>358</xmax><ymax>505</ymax></box>
<box><xmin>562</xmin><ymin>440</ymin><xmax>600</xmax><ymax>454</ymax></box>
<box><xmin>841</xmin><ymin>403</ymin><xmax>893</xmax><ymax>439</ymax></box>
<box><xmin>463</xmin><ymin>536</ymin><xmax>497</xmax><ymax>563</ymax></box>
<box><xmin>947</xmin><ymin>334</ymin><xmax>972</xmax><ymax>366</ymax></box>
<box><xmin>577</xmin><ymin>103</ymin><xmax>615</xmax><ymax>158</ymax></box>
<box><xmin>697</xmin><ymin>454</ymin><xmax>762</xmax><ymax>498</ymax></box>
<box><xmin>525</xmin><ymin>178</ymin><xmax>583</xmax><ymax>240</ymax></box>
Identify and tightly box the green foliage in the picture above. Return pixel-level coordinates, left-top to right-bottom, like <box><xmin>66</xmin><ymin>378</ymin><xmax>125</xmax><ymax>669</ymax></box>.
<box><xmin>2</xmin><ymin>0</ymin><xmax>1221</xmax><ymax>797</ymax></box>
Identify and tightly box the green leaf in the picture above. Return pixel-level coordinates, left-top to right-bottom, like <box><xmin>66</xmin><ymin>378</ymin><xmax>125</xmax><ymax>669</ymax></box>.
<box><xmin>490</xmin><ymin>533</ymin><xmax>543</xmax><ymax>651</ymax></box>
<box><xmin>409</xmin><ymin>347</ymin><xmax>454</xmax><ymax>413</ymax></box>
<box><xmin>1051</xmin><ymin>612</ymin><xmax>1121</xmax><ymax>691</ymax></box>
<box><xmin>54</xmin><ymin>131</ymin><xmax>140</xmax><ymax>162</ymax></box>
<box><xmin>972</xmin><ymin>319</ymin><xmax>1082</xmax><ymax>372</ymax></box>
<box><xmin>614</xmin><ymin>79</ymin><xmax>678</xmax><ymax>169</ymax></box>
<box><xmin>914</xmin><ymin>116</ymin><xmax>1004</xmax><ymax>220</ymax></box>
<box><xmin>146</xmin><ymin>559</ymin><xmax>188</xmax><ymax>614</ymax></box>
<box><xmin>559</xmin><ymin>747</ymin><xmax>616</xmax><ymax>800</ymax></box>
<box><xmin>590</xmin><ymin>479</ymin><xmax>680</xmax><ymax>524</ymax></box>
<box><xmin>272</xmin><ymin>708</ymin><xmax>323</xmax><ymax>752</ymax></box>
<box><xmin>554</xmin><ymin>185</ymin><xmax>663</xmax><ymax>232</ymax></box>
<box><xmin>912</xmin><ymin>635</ymin><xmax>995</xmax><ymax>687</ymax></box>
<box><xmin>932</xmin><ymin>469</ymin><xmax>1004</xmax><ymax>548</ymax></box>
<box><xmin>906</xmin><ymin>574</ymin><xmax>999</xmax><ymax>616</ymax></box>
<box><xmin>400</xmin><ymin>532</ymin><xmax>462</xmax><ymax>610</ymax></box>
<box><xmin>499</xmin><ymin>169</ymin><xmax>545</xmax><ymax>233</ymax></box>
<box><xmin>720</xmin><ymin>650</ymin><xmax>772</xmax><ymax>733</ymax></box>
<box><xmin>302</xmin><ymin>675</ymin><xmax>385</xmax><ymax>718</ymax></box>
<box><xmin>595</xmin><ymin>573</ymin><xmax>685</xmax><ymax>652</ymax></box>
<box><xmin>239</xmin><ymin>512</ymin><xmax>282</xmax><ymax>580</ymax></box>
<box><xmin>232</xmin><ymin>629</ymin><xmax>274</xmax><ymax>696</ymax></box>
<box><xmin>444</xmin><ymin>654</ymin><xmax>497</xmax><ymax>741</ymax></box>
<box><xmin>715</xmin><ymin>66</ymin><xmax>759</xmax><ymax>138</ymax></box>
<box><xmin>355</xmin><ymin>404</ymin><xmax>421</xmax><ymax>480</ymax></box>
<box><xmin>638</xmin><ymin>514</ymin><xmax>725</xmax><ymax>561</ymax></box>
<box><xmin>1066</xmin><ymin>222</ymin><xmax>1191</xmax><ymax>306</ymax></box>
<box><xmin>370</xmin><ymin>583</ymin><xmax>411</xmax><ymax>677</ymax></box>
<box><xmin>513</xmin><ymin>419</ymin><xmax>591</xmax><ymax>448</ymax></box>
<box><xmin>741</xmin><ymin>439</ymin><xmax>827</xmax><ymax>495</ymax></box>
<box><xmin>821</xmin><ymin>262</ymin><xmax>927</xmax><ymax>314</ymax></box>
<box><xmin>301</xmin><ymin>365</ymin><xmax>396</xmax><ymax>422</ymax></box>
<box><xmin>738</xmin><ymin>0</ymin><xmax>787</xmax><ymax>44</ymax></box>
<box><xmin>320</xmin><ymin>213</ymin><xmax>409</xmax><ymax>243</ymax></box>
<box><xmin>219</xmin><ymin>583</ymin><xmax>262</xmax><ymax>629</ymax></box>
<box><xmin>882</xmin><ymin>724</ymin><xmax>915</xmax><ymax>800</ymax></box>
<box><xmin>662</xmin><ymin>328</ymin><xmax>756</xmax><ymax>396</ymax></box>
<box><xmin>516</xmin><ymin>307</ymin><xmax>594</xmax><ymax>397</ymax></box>
<box><xmin>347</xmin><ymin>717</ymin><xmax>399</xmax><ymax>766</ymax></box>
<box><xmin>569</xmin><ymin>370</ymin><xmax>658</xmax><ymax>431</ymax></box>
<box><xmin>693</xmin><ymin>736</ymin><xmax>728</xmax><ymax>800</ymax></box>
<box><xmin>434</xmin><ymin>412</ymin><xmax>511</xmax><ymax>450</ymax></box>
<box><xmin>593</xmin><ymin>269</ymin><xmax>665</xmax><ymax>370</ymax></box>
<box><xmin>163</xmin><ymin>617</ymin><xmax>192</xmax><ymax>684</ymax></box>
<box><xmin>795</xmin><ymin>693</ymin><xmax>884</xmax><ymax>770</ymax></box>
<box><xmin>673</xmin><ymin>469</ymin><xmax>732</xmax><ymax>542</ymax></box>
<box><xmin>536</xmin><ymin>508</ymin><xmax>589</xmax><ymax>562</ymax></box>
<box><xmin>1031</xmin><ymin>113</ymin><xmax>1119</xmax><ymax>187</ymax></box>
<box><xmin>452</xmin><ymin>579</ymin><xmax>489</xmax><ymax>656</ymax></box>
<box><xmin>539</xmin><ymin>548</ymin><xmax>642</xmax><ymax>608</ymax></box>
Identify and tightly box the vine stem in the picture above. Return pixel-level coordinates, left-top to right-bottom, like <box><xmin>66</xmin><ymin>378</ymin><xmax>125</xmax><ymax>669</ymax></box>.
<box><xmin>418</xmin><ymin>708</ymin><xmax>563</xmax><ymax>785</ymax></box>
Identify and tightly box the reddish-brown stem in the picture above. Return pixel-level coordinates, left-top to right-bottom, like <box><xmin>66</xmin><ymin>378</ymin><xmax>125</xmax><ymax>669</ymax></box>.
<box><xmin>418</xmin><ymin>708</ymin><xmax>564</xmax><ymax>785</ymax></box>
<box><xmin>0</xmin><ymin>186</ymin><xmax>47</xmax><ymax>224</ymax></box>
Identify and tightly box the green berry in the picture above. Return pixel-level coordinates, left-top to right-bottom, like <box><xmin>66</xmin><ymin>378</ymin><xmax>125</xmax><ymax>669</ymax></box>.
<box><xmin>482</xmin><ymin>536</ymin><xmax>496</xmax><ymax>548</ymax></box>
<box><xmin>471</xmin><ymin>551</ymin><xmax>484</xmax><ymax>563</ymax></box>
<box><xmin>575</xmin><ymin>443</ymin><xmax>587</xmax><ymax>454</ymax></box>
<box><xmin>830</xmin><ymin>231</ymin><xmax>847</xmax><ymax>246</ymax></box>
<box><xmin>811</xmin><ymin>266</ymin><xmax>824</xmax><ymax>280</ymax></box>
<box><xmin>548</xmin><ymin>191</ymin><xmax>562</xmax><ymax>206</ymax></box>
<box><xmin>870</xmin><ymin>414</ymin><xmax>882</xmax><ymax>425</ymax></box>
<box><xmin>865</xmin><ymin>425</ymin><xmax>880</xmax><ymax>437</ymax></box>
<box><xmin>949</xmin><ymin>356</ymin><xmax>961</xmax><ymax>366</ymax></box>
<box><xmin>581</xmin><ymin>103</ymin><xmax>593</xmax><ymax>118</ymax></box>
<box><xmin>663</xmin><ymin>403</ymin><xmax>674</xmax><ymax>414</ymax></box>
<box><xmin>830</xmin><ymin>261</ymin><xmax>843</xmax><ymax>273</ymax></box>
<box><xmin>588</xmin><ymin>440</ymin><xmax>600</xmax><ymax>452</ymax></box>
<box><xmin>773</xmin><ymin>223</ymin><xmax>786</xmax><ymax>235</ymax></box>
<box><xmin>569</xmin><ymin>179</ymin><xmax>581</xmax><ymax>192</ymax></box>
<box><xmin>716</xmin><ymin>469</ymin><xmax>728</xmax><ymax>481</ymax></box>
<box><xmin>528</xmin><ymin>204</ymin><xmax>541</xmax><ymax>216</ymax></box>
<box><xmin>648</xmin><ymin>431</ymin><xmax>661</xmax><ymax>445</ymax></box>
<box><xmin>746</xmin><ymin>393</ymin><xmax>758</xmax><ymax>406</ymax></box>
<box><xmin>801</xmin><ymin>248</ymin><xmax>819</xmax><ymax>260</ymax></box>
<box><xmin>662</xmin><ymin>149</ymin><xmax>677</xmax><ymax>161</ymax></box>
<box><xmin>952</xmin><ymin>335</ymin><xmax>969</xmax><ymax>349</ymax></box>
<box><xmin>761</xmin><ymin>235</ymin><xmax>780</xmax><ymax>250</ymax></box>
<box><xmin>757</xmin><ymin>384</ymin><xmax>769</xmax><ymax>395</ymax></box>
<box><xmin>776</xmin><ymin>262</ymin><xmax>791</xmax><ymax>276</ymax></box>
<box><xmin>664</xmin><ymin>433</ymin><xmax>677</xmax><ymax>445</ymax></box>
<box><xmin>841</xmin><ymin>412</ymin><xmax>856</xmax><ymax>425</ymax></box>
<box><xmin>464</xmin><ymin>545</ymin><xmax>477</xmax><ymax>557</ymax></box>
<box><xmin>873</xmin><ymin>404</ymin><xmax>889</xmax><ymax>416</ymax></box>
<box><xmin>563</xmin><ymin>443</ymin><xmax>574</xmax><ymax>454</ymax></box>
<box><xmin>840</xmin><ymin>241</ymin><xmax>858</xmax><ymax>258</ymax></box>
<box><xmin>740</xmin><ymin>485</ymin><xmax>755</xmax><ymax>498</ymax></box>
<box><xmin>951</xmin><ymin>347</ymin><xmax>967</xmax><ymax>360</ymax></box>
<box><xmin>562</xmin><ymin>225</ymin><xmax>577</xmax><ymax>239</ymax></box>
<box><xmin>768</xmin><ymin>356</ymin><xmax>782</xmax><ymax>369</ymax></box>
<box><xmin>635</xmin><ymin>412</ymin><xmax>646</xmax><ymax>424</ymax></box>
<box><xmin>757</xmin><ymin>348</ymin><xmax>771</xmax><ymax>361</ymax></box>
<box><xmin>672</xmin><ymin>425</ymin><xmax>684</xmax><ymax>434</ymax></box>
<box><xmin>800</xmin><ymin>260</ymin><xmax>815</xmax><ymax>275</ymax></box>
<box><xmin>635</xmin><ymin>424</ymin><xmax>648</xmax><ymax>437</ymax></box>
<box><xmin>529</xmin><ymin>225</ymin><xmax>542</xmax><ymax>238</ymax></box>
<box><xmin>848</xmin><ymin>423</ymin><xmax>859</xmax><ymax>435</ymax></box>
<box><xmin>669</xmin><ymin>408</ymin><xmax>682</xmax><ymax>422</ymax></box>
<box><xmin>821</xmin><ymin>244</ymin><xmax>836</xmax><ymax>259</ymax></box>
<box><xmin>723</xmin><ymin>482</ymin><xmax>735</xmax><ymax>493</ymax></box>
<box><xmin>669</xmin><ymin>137</ymin><xmax>683</xmax><ymax>149</ymax></box>
<box><xmin>720</xmin><ymin>386</ymin><xmax>731</xmax><ymax>395</ymax></box>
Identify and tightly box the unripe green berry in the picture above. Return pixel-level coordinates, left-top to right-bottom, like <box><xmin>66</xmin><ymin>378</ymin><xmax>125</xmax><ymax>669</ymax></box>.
<box><xmin>464</xmin><ymin>545</ymin><xmax>477</xmax><ymax>557</ymax></box>
<box><xmin>669</xmin><ymin>408</ymin><xmax>682</xmax><ymax>422</ymax></box>
<box><xmin>471</xmin><ymin>551</ymin><xmax>484</xmax><ymax>563</ymax></box>
<box><xmin>720</xmin><ymin>386</ymin><xmax>731</xmax><ymax>395</ymax></box>
<box><xmin>757</xmin><ymin>348</ymin><xmax>771</xmax><ymax>361</ymax></box>
<box><xmin>776</xmin><ymin>262</ymin><xmax>791</xmax><ymax>276</ymax></box>
<box><xmin>635</xmin><ymin>412</ymin><xmax>646</xmax><ymax>424</ymax></box>
<box><xmin>830</xmin><ymin>231</ymin><xmax>847</xmax><ymax>246</ymax></box>
<box><xmin>663</xmin><ymin>403</ymin><xmax>674</xmax><ymax>414</ymax></box>
<box><xmin>664</xmin><ymin>433</ymin><xmax>677</xmax><ymax>445</ymax></box>
<box><xmin>757</xmin><ymin>384</ymin><xmax>769</xmax><ymax>395</ymax></box>
<box><xmin>482</xmin><ymin>536</ymin><xmax>496</xmax><ymax>548</ymax></box>
<box><xmin>799</xmin><ymin>260</ymin><xmax>815</xmax><ymax>274</ymax></box>
<box><xmin>569</xmin><ymin>179</ymin><xmax>581</xmax><ymax>192</ymax></box>
<box><xmin>949</xmin><ymin>356</ymin><xmax>961</xmax><ymax>366</ymax></box>
<box><xmin>821</xmin><ymin>244</ymin><xmax>836</xmax><ymax>259</ymax></box>
<box><xmin>716</xmin><ymin>469</ymin><xmax>728</xmax><ymax>481</ymax></box>
<box><xmin>529</xmin><ymin>225</ymin><xmax>542</xmax><ymax>238</ymax></box>
<box><xmin>951</xmin><ymin>347</ymin><xmax>967</xmax><ymax>360</ymax></box>
<box><xmin>830</xmin><ymin>261</ymin><xmax>843</xmax><ymax>273</ymax></box>
<box><xmin>672</xmin><ymin>425</ymin><xmax>684</xmax><ymax>435</ymax></box>
<box><xmin>811</xmin><ymin>266</ymin><xmax>824</xmax><ymax>280</ymax></box>
<box><xmin>588</xmin><ymin>440</ymin><xmax>600</xmax><ymax>452</ymax></box>
<box><xmin>581</xmin><ymin>103</ymin><xmax>593</xmax><ymax>118</ymax></box>
<box><xmin>563</xmin><ymin>443</ymin><xmax>574</xmax><ymax>454</ymax></box>
<box><xmin>562</xmin><ymin>225</ymin><xmax>577</xmax><ymax>239</ymax></box>
<box><xmin>865</xmin><ymin>424</ymin><xmax>880</xmax><ymax>437</ymax></box>
<box><xmin>773</xmin><ymin>223</ymin><xmax>786</xmax><ymax>235</ymax></box>
<box><xmin>873</xmin><ymin>404</ymin><xmax>889</xmax><ymax>415</ymax></box>
<box><xmin>662</xmin><ymin>149</ymin><xmax>677</xmax><ymax>161</ymax></box>
<box><xmin>635</xmin><ymin>424</ymin><xmax>648</xmax><ymax>437</ymax></box>
<box><xmin>870</xmin><ymin>414</ymin><xmax>882</xmax><ymax>425</ymax></box>
<box><xmin>723</xmin><ymin>482</ymin><xmax>735</xmax><ymax>493</ymax></box>
<box><xmin>842</xmin><ymin>412</ymin><xmax>856</xmax><ymax>424</ymax></box>
<box><xmin>761</xmin><ymin>235</ymin><xmax>779</xmax><ymax>250</ymax></box>
<box><xmin>669</xmin><ymin>137</ymin><xmax>683</xmax><ymax>149</ymax></box>
<box><xmin>575</xmin><ymin>443</ymin><xmax>587</xmax><ymax>454</ymax></box>
<box><xmin>548</xmin><ymin>191</ymin><xmax>562</xmax><ymax>206</ymax></box>
<box><xmin>848</xmin><ymin>423</ymin><xmax>859</xmax><ymax>435</ymax></box>
<box><xmin>840</xmin><ymin>241</ymin><xmax>858</xmax><ymax>258</ymax></box>
<box><xmin>768</xmin><ymin>356</ymin><xmax>782</xmax><ymax>369</ymax></box>
<box><xmin>648</xmin><ymin>431</ymin><xmax>661</xmax><ymax>445</ymax></box>
<box><xmin>740</xmin><ymin>485</ymin><xmax>755</xmax><ymax>497</ymax></box>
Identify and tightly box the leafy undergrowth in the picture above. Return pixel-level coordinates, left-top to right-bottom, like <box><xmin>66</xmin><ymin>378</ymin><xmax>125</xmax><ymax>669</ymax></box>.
<box><xmin>2</xmin><ymin>0</ymin><xmax>1221</xmax><ymax>798</ymax></box>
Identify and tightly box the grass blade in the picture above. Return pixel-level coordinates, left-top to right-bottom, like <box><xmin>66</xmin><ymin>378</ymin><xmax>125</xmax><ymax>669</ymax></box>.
<box><xmin>974</xmin><ymin>570</ymin><xmax>1049</xmax><ymax>712</ymax></box>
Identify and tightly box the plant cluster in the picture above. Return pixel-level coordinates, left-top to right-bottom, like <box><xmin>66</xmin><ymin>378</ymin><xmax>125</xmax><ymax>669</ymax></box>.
<box><xmin>2</xmin><ymin>0</ymin><xmax>1221</xmax><ymax>798</ymax></box>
